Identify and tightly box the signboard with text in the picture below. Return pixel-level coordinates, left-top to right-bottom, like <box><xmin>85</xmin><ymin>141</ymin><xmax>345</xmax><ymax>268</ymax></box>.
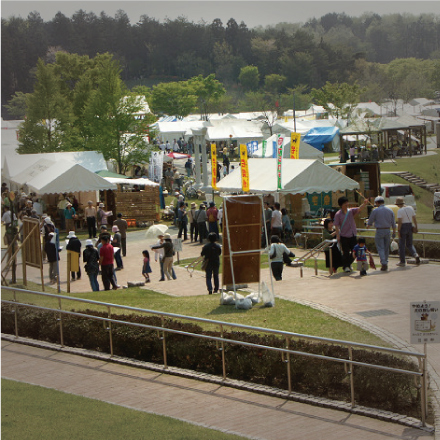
<box><xmin>277</xmin><ymin>135</ymin><xmax>284</xmax><ymax>190</ymax></box>
<box><xmin>290</xmin><ymin>132</ymin><xmax>301</xmax><ymax>159</ymax></box>
<box><xmin>410</xmin><ymin>301</ymin><xmax>439</xmax><ymax>344</ymax></box>
<box><xmin>240</xmin><ymin>144</ymin><xmax>250</xmax><ymax>192</ymax></box>
<box><xmin>211</xmin><ymin>143</ymin><xmax>218</xmax><ymax>189</ymax></box>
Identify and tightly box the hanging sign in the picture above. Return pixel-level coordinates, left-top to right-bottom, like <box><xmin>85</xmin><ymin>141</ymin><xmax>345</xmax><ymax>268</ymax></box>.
<box><xmin>240</xmin><ymin>144</ymin><xmax>250</xmax><ymax>192</ymax></box>
<box><xmin>211</xmin><ymin>143</ymin><xmax>218</xmax><ymax>189</ymax></box>
<box><xmin>290</xmin><ymin>132</ymin><xmax>301</xmax><ymax>159</ymax></box>
<box><xmin>277</xmin><ymin>135</ymin><xmax>284</xmax><ymax>190</ymax></box>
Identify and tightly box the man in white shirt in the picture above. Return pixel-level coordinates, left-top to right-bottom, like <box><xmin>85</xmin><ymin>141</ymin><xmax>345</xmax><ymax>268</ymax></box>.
<box><xmin>396</xmin><ymin>197</ymin><xmax>420</xmax><ymax>266</ymax></box>
<box><xmin>271</xmin><ymin>202</ymin><xmax>283</xmax><ymax>237</ymax></box>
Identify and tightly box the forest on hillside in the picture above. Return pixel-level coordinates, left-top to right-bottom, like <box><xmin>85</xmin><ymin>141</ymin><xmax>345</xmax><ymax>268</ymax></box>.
<box><xmin>2</xmin><ymin>10</ymin><xmax>440</xmax><ymax>118</ymax></box>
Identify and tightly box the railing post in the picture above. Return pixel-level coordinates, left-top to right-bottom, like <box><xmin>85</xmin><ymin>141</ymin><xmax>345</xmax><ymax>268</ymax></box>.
<box><xmin>58</xmin><ymin>297</ymin><xmax>64</xmax><ymax>347</ymax></box>
<box><xmin>161</xmin><ymin>316</ymin><xmax>168</xmax><ymax>369</ymax></box>
<box><xmin>13</xmin><ymin>290</ymin><xmax>18</xmax><ymax>338</ymax></box>
<box><xmin>107</xmin><ymin>306</ymin><xmax>113</xmax><ymax>357</ymax></box>
<box><xmin>348</xmin><ymin>346</ymin><xmax>355</xmax><ymax>408</ymax></box>
<box><xmin>314</xmin><ymin>257</ymin><xmax>318</xmax><ymax>275</ymax></box>
<box><xmin>220</xmin><ymin>324</ymin><xmax>226</xmax><ymax>380</ymax></box>
<box><xmin>286</xmin><ymin>337</ymin><xmax>292</xmax><ymax>393</ymax></box>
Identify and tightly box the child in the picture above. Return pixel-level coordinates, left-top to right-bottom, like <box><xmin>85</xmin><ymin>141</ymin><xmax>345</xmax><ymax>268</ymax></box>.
<box><xmin>142</xmin><ymin>250</ymin><xmax>152</xmax><ymax>282</ymax></box>
<box><xmin>352</xmin><ymin>238</ymin><xmax>371</xmax><ymax>277</ymax></box>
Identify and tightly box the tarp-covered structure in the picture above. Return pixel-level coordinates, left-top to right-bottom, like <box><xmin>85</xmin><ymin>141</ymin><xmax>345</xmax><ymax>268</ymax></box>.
<box><xmin>253</xmin><ymin>134</ymin><xmax>324</xmax><ymax>161</ymax></box>
<box><xmin>216</xmin><ymin>159</ymin><xmax>359</xmax><ymax>194</ymax></box>
<box><xmin>23</xmin><ymin>161</ymin><xmax>117</xmax><ymax>195</ymax></box>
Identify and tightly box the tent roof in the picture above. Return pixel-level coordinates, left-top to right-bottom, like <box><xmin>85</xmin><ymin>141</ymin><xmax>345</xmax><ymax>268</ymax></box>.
<box><xmin>104</xmin><ymin>177</ymin><xmax>159</xmax><ymax>187</ymax></box>
<box><xmin>206</xmin><ymin>120</ymin><xmax>264</xmax><ymax>141</ymax></box>
<box><xmin>9</xmin><ymin>158</ymin><xmax>57</xmax><ymax>186</ymax></box>
<box><xmin>95</xmin><ymin>170</ymin><xmax>129</xmax><ymax>178</ymax></box>
<box><xmin>253</xmin><ymin>134</ymin><xmax>323</xmax><ymax>160</ymax></box>
<box><xmin>216</xmin><ymin>159</ymin><xmax>359</xmax><ymax>194</ymax></box>
<box><xmin>2</xmin><ymin>151</ymin><xmax>107</xmax><ymax>181</ymax></box>
<box><xmin>26</xmin><ymin>162</ymin><xmax>116</xmax><ymax>194</ymax></box>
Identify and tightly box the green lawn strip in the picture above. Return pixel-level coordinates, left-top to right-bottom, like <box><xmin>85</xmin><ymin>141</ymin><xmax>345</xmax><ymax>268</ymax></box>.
<box><xmin>3</xmin><ymin>280</ymin><xmax>387</xmax><ymax>346</ymax></box>
<box><xmin>1</xmin><ymin>379</ymin><xmax>245</xmax><ymax>440</ymax></box>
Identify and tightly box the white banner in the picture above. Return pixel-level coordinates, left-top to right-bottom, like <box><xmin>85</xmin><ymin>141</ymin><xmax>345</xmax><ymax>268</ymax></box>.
<box><xmin>149</xmin><ymin>151</ymin><xmax>164</xmax><ymax>184</ymax></box>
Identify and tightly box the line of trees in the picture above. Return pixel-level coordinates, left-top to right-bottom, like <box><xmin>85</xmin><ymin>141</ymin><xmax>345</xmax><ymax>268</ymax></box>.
<box><xmin>2</xmin><ymin>10</ymin><xmax>440</xmax><ymax>117</ymax></box>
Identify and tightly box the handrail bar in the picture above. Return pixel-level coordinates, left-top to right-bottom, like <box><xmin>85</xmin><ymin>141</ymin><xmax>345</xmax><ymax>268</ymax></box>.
<box><xmin>1</xmin><ymin>299</ymin><xmax>423</xmax><ymax>377</ymax></box>
<box><xmin>1</xmin><ymin>287</ymin><xmax>424</xmax><ymax>358</ymax></box>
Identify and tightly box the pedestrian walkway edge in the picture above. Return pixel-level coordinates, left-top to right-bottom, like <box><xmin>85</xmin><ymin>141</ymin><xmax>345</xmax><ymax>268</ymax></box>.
<box><xmin>1</xmin><ymin>333</ymin><xmax>434</xmax><ymax>434</ymax></box>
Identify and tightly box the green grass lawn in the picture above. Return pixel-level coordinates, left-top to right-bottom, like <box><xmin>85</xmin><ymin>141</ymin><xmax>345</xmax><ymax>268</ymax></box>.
<box><xmin>3</xmin><ymin>280</ymin><xmax>386</xmax><ymax>346</ymax></box>
<box><xmin>380</xmin><ymin>151</ymin><xmax>440</xmax><ymax>225</ymax></box>
<box><xmin>1</xmin><ymin>379</ymin><xmax>245</xmax><ymax>440</ymax></box>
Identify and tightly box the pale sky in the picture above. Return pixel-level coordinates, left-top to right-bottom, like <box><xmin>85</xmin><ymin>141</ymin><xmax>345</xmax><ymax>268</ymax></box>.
<box><xmin>2</xmin><ymin>1</ymin><xmax>440</xmax><ymax>28</ymax></box>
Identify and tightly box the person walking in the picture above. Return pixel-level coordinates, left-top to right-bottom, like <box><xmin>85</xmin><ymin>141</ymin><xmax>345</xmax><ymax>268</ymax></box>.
<box><xmin>201</xmin><ymin>232</ymin><xmax>222</xmax><ymax>294</ymax></box>
<box><xmin>45</xmin><ymin>232</ymin><xmax>59</xmax><ymax>285</ymax></box>
<box><xmin>367</xmin><ymin>196</ymin><xmax>396</xmax><ymax>271</ymax></box>
<box><xmin>99</xmin><ymin>235</ymin><xmax>119</xmax><ymax>290</ymax></box>
<box><xmin>352</xmin><ymin>237</ymin><xmax>372</xmax><ymax>276</ymax></box>
<box><xmin>270</xmin><ymin>202</ymin><xmax>283</xmax><ymax>237</ymax></box>
<box><xmin>85</xmin><ymin>201</ymin><xmax>97</xmax><ymax>239</ymax></box>
<box><xmin>177</xmin><ymin>202</ymin><xmax>188</xmax><ymax>241</ymax></box>
<box><xmin>66</xmin><ymin>231</ymin><xmax>81</xmax><ymax>281</ymax></box>
<box><xmin>83</xmin><ymin>239</ymin><xmax>100</xmax><ymax>291</ymax></box>
<box><xmin>188</xmin><ymin>202</ymin><xmax>198</xmax><ymax>243</ymax></box>
<box><xmin>113</xmin><ymin>213</ymin><xmax>128</xmax><ymax>257</ymax></box>
<box><xmin>141</xmin><ymin>250</ymin><xmax>152</xmax><ymax>283</ymax></box>
<box><xmin>151</xmin><ymin>233</ymin><xmax>175</xmax><ymax>280</ymax></box>
<box><xmin>195</xmin><ymin>204</ymin><xmax>207</xmax><ymax>244</ymax></box>
<box><xmin>269</xmin><ymin>235</ymin><xmax>295</xmax><ymax>281</ymax></box>
<box><xmin>111</xmin><ymin>225</ymin><xmax>124</xmax><ymax>270</ymax></box>
<box><xmin>151</xmin><ymin>234</ymin><xmax>176</xmax><ymax>281</ymax></box>
<box><xmin>64</xmin><ymin>203</ymin><xmax>77</xmax><ymax>233</ymax></box>
<box><xmin>334</xmin><ymin>196</ymin><xmax>369</xmax><ymax>273</ymax></box>
<box><xmin>395</xmin><ymin>196</ymin><xmax>420</xmax><ymax>266</ymax></box>
<box><xmin>206</xmin><ymin>201</ymin><xmax>219</xmax><ymax>237</ymax></box>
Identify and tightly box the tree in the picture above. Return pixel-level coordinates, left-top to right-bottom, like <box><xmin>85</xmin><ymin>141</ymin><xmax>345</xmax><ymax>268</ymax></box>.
<box><xmin>151</xmin><ymin>81</ymin><xmax>198</xmax><ymax>119</ymax></box>
<box><xmin>18</xmin><ymin>53</ymin><xmax>155</xmax><ymax>173</ymax></box>
<box><xmin>3</xmin><ymin>91</ymin><xmax>29</xmax><ymax>119</ymax></box>
<box><xmin>188</xmin><ymin>74</ymin><xmax>225</xmax><ymax>120</ymax></box>
<box><xmin>311</xmin><ymin>81</ymin><xmax>365</xmax><ymax>120</ymax></box>
<box><xmin>18</xmin><ymin>59</ymin><xmax>72</xmax><ymax>153</ymax></box>
<box><xmin>82</xmin><ymin>57</ymin><xmax>155</xmax><ymax>173</ymax></box>
<box><xmin>264</xmin><ymin>74</ymin><xmax>287</xmax><ymax>94</ymax></box>
<box><xmin>239</xmin><ymin>65</ymin><xmax>260</xmax><ymax>91</ymax></box>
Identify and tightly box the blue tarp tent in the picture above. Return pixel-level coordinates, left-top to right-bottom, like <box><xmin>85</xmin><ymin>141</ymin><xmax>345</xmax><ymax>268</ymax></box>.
<box><xmin>302</xmin><ymin>127</ymin><xmax>339</xmax><ymax>151</ymax></box>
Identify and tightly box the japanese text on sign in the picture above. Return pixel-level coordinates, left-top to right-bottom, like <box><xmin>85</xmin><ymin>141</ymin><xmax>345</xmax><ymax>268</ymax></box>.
<box><xmin>290</xmin><ymin>132</ymin><xmax>301</xmax><ymax>159</ymax></box>
<box><xmin>211</xmin><ymin>143</ymin><xmax>218</xmax><ymax>190</ymax></box>
<box><xmin>410</xmin><ymin>301</ymin><xmax>439</xmax><ymax>344</ymax></box>
<box><xmin>240</xmin><ymin>144</ymin><xmax>249</xmax><ymax>192</ymax></box>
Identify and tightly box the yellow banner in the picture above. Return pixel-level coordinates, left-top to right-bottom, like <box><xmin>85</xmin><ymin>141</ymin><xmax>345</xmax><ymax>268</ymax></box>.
<box><xmin>290</xmin><ymin>132</ymin><xmax>301</xmax><ymax>159</ymax></box>
<box><xmin>211</xmin><ymin>143</ymin><xmax>218</xmax><ymax>189</ymax></box>
<box><xmin>239</xmin><ymin>144</ymin><xmax>249</xmax><ymax>192</ymax></box>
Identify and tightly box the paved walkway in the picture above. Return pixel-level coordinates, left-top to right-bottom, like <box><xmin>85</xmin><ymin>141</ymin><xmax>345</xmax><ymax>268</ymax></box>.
<box><xmin>2</xmin><ymin>228</ymin><xmax>439</xmax><ymax>438</ymax></box>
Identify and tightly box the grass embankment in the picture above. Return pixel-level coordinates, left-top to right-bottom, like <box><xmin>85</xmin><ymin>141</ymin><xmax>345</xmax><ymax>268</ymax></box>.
<box><xmin>1</xmin><ymin>379</ymin><xmax>244</xmax><ymax>440</ymax></box>
<box><xmin>380</xmin><ymin>151</ymin><xmax>440</xmax><ymax>225</ymax></box>
<box><xmin>3</xmin><ymin>281</ymin><xmax>386</xmax><ymax>346</ymax></box>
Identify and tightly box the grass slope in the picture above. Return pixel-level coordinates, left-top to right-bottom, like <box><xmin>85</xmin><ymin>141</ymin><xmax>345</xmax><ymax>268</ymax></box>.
<box><xmin>1</xmin><ymin>379</ymin><xmax>245</xmax><ymax>440</ymax></box>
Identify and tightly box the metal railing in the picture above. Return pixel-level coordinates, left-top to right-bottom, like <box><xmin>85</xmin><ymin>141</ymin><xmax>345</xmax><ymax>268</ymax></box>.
<box><xmin>300</xmin><ymin>226</ymin><xmax>440</xmax><ymax>259</ymax></box>
<box><xmin>1</xmin><ymin>286</ymin><xmax>428</xmax><ymax>426</ymax></box>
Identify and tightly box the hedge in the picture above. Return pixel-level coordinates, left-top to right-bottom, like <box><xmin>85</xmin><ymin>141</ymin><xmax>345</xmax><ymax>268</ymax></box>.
<box><xmin>1</xmin><ymin>304</ymin><xmax>421</xmax><ymax>418</ymax></box>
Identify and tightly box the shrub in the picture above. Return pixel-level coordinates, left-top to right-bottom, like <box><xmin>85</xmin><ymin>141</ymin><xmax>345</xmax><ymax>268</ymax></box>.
<box><xmin>1</xmin><ymin>304</ymin><xmax>420</xmax><ymax>418</ymax></box>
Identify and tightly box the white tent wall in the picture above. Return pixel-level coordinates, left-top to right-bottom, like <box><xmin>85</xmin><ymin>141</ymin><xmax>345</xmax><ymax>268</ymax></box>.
<box><xmin>216</xmin><ymin>159</ymin><xmax>359</xmax><ymax>195</ymax></box>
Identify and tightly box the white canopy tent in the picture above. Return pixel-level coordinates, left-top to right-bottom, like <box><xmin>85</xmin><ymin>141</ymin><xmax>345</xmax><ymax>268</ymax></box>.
<box><xmin>104</xmin><ymin>177</ymin><xmax>159</xmax><ymax>187</ymax></box>
<box><xmin>2</xmin><ymin>151</ymin><xmax>108</xmax><ymax>183</ymax></box>
<box><xmin>25</xmin><ymin>162</ymin><xmax>116</xmax><ymax>195</ymax></box>
<box><xmin>253</xmin><ymin>134</ymin><xmax>324</xmax><ymax>161</ymax></box>
<box><xmin>216</xmin><ymin>159</ymin><xmax>359</xmax><ymax>194</ymax></box>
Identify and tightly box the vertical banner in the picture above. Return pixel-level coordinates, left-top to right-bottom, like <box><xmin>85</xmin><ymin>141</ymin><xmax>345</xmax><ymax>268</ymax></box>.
<box><xmin>211</xmin><ymin>143</ymin><xmax>218</xmax><ymax>189</ymax></box>
<box><xmin>149</xmin><ymin>151</ymin><xmax>164</xmax><ymax>183</ymax></box>
<box><xmin>277</xmin><ymin>135</ymin><xmax>284</xmax><ymax>191</ymax></box>
<box><xmin>240</xmin><ymin>144</ymin><xmax>250</xmax><ymax>192</ymax></box>
<box><xmin>262</xmin><ymin>140</ymin><xmax>267</xmax><ymax>158</ymax></box>
<box><xmin>272</xmin><ymin>140</ymin><xmax>277</xmax><ymax>158</ymax></box>
<box><xmin>290</xmin><ymin>132</ymin><xmax>301</xmax><ymax>159</ymax></box>
<box><xmin>246</xmin><ymin>140</ymin><xmax>258</xmax><ymax>158</ymax></box>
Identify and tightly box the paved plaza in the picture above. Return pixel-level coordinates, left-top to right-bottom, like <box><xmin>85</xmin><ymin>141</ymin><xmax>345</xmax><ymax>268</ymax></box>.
<box><xmin>2</xmin><ymin>228</ymin><xmax>439</xmax><ymax>439</ymax></box>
